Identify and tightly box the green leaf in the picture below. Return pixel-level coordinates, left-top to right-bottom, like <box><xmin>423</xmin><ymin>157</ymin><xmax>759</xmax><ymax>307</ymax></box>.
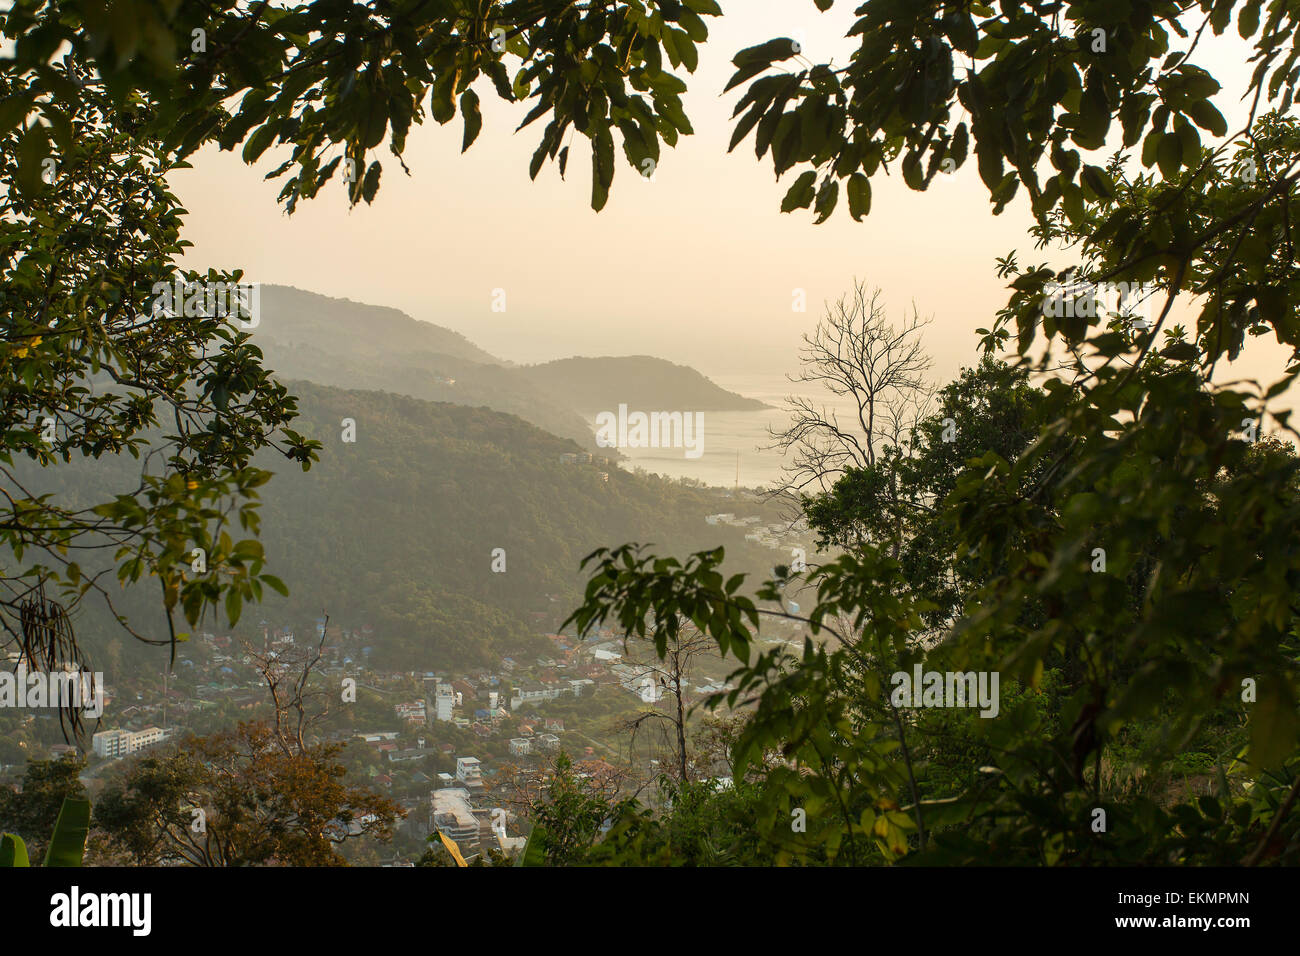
<box><xmin>1141</xmin><ymin>129</ymin><xmax>1162</xmax><ymax>168</ymax></box>
<box><xmin>0</xmin><ymin>833</ymin><xmax>30</xmax><ymax>867</ymax></box>
<box><xmin>518</xmin><ymin>825</ymin><xmax>549</xmax><ymax>866</ymax></box>
<box><xmin>16</xmin><ymin>122</ymin><xmax>50</xmax><ymax>194</ymax></box>
<box><xmin>362</xmin><ymin>161</ymin><xmax>382</xmax><ymax>204</ymax></box>
<box><xmin>1080</xmin><ymin>164</ymin><xmax>1114</xmax><ymax>201</ymax></box>
<box><xmin>780</xmin><ymin>171</ymin><xmax>816</xmax><ymax>212</ymax></box>
<box><xmin>460</xmin><ymin>89</ymin><xmax>482</xmax><ymax>152</ymax></box>
<box><xmin>1238</xmin><ymin>0</ymin><xmax>1263</xmax><ymax>39</ymax></box>
<box><xmin>1186</xmin><ymin>99</ymin><xmax>1227</xmax><ymax>137</ymax></box>
<box><xmin>813</xmin><ymin>178</ymin><xmax>839</xmax><ymax>223</ymax></box>
<box><xmin>1156</xmin><ymin>131</ymin><xmax>1183</xmax><ymax>180</ymax></box>
<box><xmin>225</xmin><ymin>588</ymin><xmax>242</xmax><ymax>627</ymax></box>
<box><xmin>591</xmin><ymin>128</ymin><xmax>615</xmax><ymax>211</ymax></box>
<box><xmin>725</xmin><ymin>38</ymin><xmax>800</xmax><ymax>92</ymax></box>
<box><xmin>847</xmin><ymin>173</ymin><xmax>871</xmax><ymax>221</ymax></box>
<box><xmin>1160</xmin><ymin>341</ymin><xmax>1199</xmax><ymax>361</ymax></box>
<box><xmin>1249</xmin><ymin>676</ymin><xmax>1297</xmax><ymax>771</ymax></box>
<box><xmin>0</xmin><ymin>93</ymin><xmax>35</xmax><ymax>134</ymax></box>
<box><xmin>431</xmin><ymin>68</ymin><xmax>459</xmax><ymax>124</ymax></box>
<box><xmin>1176</xmin><ymin>119</ymin><xmax>1201</xmax><ymax>163</ymax></box>
<box><xmin>241</xmin><ymin>122</ymin><xmax>278</xmax><ymax>164</ymax></box>
<box><xmin>42</xmin><ymin>797</ymin><xmax>90</xmax><ymax>867</ymax></box>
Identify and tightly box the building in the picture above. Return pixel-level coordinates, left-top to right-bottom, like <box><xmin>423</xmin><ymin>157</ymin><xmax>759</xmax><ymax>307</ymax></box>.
<box><xmin>132</xmin><ymin>726</ymin><xmax>165</xmax><ymax>749</ymax></box>
<box><xmin>395</xmin><ymin>700</ymin><xmax>427</xmax><ymax>724</ymax></box>
<box><xmin>430</xmin><ymin>788</ymin><xmax>479</xmax><ymax>848</ymax></box>
<box><xmin>612</xmin><ymin>663</ymin><xmax>666</xmax><ymax>702</ymax></box>
<box><xmin>456</xmin><ymin>756</ymin><xmax>483</xmax><ymax>787</ymax></box>
<box><xmin>509</xmin><ymin>682</ymin><xmax>570</xmax><ymax>710</ymax></box>
<box><xmin>508</xmin><ymin>738</ymin><xmax>532</xmax><ymax>756</ymax></box>
<box><xmin>432</xmin><ymin>682</ymin><xmax>455</xmax><ymax>722</ymax></box>
<box><xmin>386</xmin><ymin>749</ymin><xmax>429</xmax><ymax>764</ymax></box>
<box><xmin>92</xmin><ymin>726</ymin><xmax>165</xmax><ymax>760</ymax></box>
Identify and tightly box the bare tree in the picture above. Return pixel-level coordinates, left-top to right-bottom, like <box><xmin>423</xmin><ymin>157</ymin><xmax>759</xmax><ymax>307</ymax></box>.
<box><xmin>768</xmin><ymin>280</ymin><xmax>934</xmax><ymax>508</ymax></box>
<box><xmin>241</xmin><ymin>617</ymin><xmax>332</xmax><ymax>756</ymax></box>
<box><xmin>621</xmin><ymin>623</ymin><xmax>717</xmax><ymax>786</ymax></box>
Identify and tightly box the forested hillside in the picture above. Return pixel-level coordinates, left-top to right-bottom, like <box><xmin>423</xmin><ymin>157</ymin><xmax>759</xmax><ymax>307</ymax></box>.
<box><xmin>16</xmin><ymin>382</ymin><xmax>788</xmax><ymax>670</ymax></box>
<box><xmin>253</xmin><ymin>286</ymin><xmax>604</xmax><ymax>453</ymax></box>
<box><xmin>251</xmin><ymin>288</ymin><xmax>769</xmax><ymax>456</ymax></box>
<box><xmin>243</xmin><ymin>382</ymin><xmax>781</xmax><ymax>667</ymax></box>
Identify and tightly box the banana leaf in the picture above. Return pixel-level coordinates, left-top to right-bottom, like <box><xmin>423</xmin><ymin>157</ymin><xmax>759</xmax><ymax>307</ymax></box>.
<box><xmin>0</xmin><ymin>833</ymin><xmax>30</xmax><ymax>867</ymax></box>
<box><xmin>42</xmin><ymin>797</ymin><xmax>90</xmax><ymax>867</ymax></box>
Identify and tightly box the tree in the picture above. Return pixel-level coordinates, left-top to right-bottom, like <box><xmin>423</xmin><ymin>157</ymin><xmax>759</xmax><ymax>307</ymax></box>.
<box><xmin>620</xmin><ymin>621</ymin><xmax>715</xmax><ymax>785</ymax></box>
<box><xmin>0</xmin><ymin>755</ymin><xmax>87</xmax><ymax>862</ymax></box>
<box><xmin>550</xmin><ymin>1</ymin><xmax>1300</xmax><ymax>867</ymax></box>
<box><xmin>804</xmin><ymin>356</ymin><xmax>1053</xmax><ymax>631</ymax></box>
<box><xmin>523</xmin><ymin>751</ymin><xmax>628</xmax><ymax>867</ymax></box>
<box><xmin>242</xmin><ymin>617</ymin><xmax>334</xmax><ymax>757</ymax></box>
<box><xmin>92</xmin><ymin>721</ymin><xmax>401</xmax><ymax>866</ymax></box>
<box><xmin>768</xmin><ymin>280</ymin><xmax>933</xmax><ymax>509</ymax></box>
<box><xmin>0</xmin><ymin>69</ymin><xmax>318</xmax><ymax>674</ymax></box>
<box><xmin>0</xmin><ymin>1</ymin><xmax>720</xmax><ymax>214</ymax></box>
<box><xmin>92</xmin><ymin>621</ymin><xmax>400</xmax><ymax>866</ymax></box>
<box><xmin>568</xmin><ymin>340</ymin><xmax>1300</xmax><ymax>864</ymax></box>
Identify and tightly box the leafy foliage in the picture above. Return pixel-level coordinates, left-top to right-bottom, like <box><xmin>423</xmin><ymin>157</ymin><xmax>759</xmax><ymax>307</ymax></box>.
<box><xmin>0</xmin><ymin>69</ymin><xmax>318</xmax><ymax>663</ymax></box>
<box><xmin>93</xmin><ymin>721</ymin><xmax>401</xmax><ymax>866</ymax></box>
<box><xmin>0</xmin><ymin>0</ymin><xmax>720</xmax><ymax>212</ymax></box>
<box><xmin>0</xmin><ymin>757</ymin><xmax>86</xmax><ymax>862</ymax></box>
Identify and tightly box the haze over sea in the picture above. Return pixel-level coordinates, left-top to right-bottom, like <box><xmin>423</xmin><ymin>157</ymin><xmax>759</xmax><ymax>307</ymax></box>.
<box><xmin>597</xmin><ymin>369</ymin><xmax>865</xmax><ymax>491</ymax></box>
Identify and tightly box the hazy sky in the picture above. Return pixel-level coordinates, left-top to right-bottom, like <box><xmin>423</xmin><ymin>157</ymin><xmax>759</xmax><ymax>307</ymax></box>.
<box><xmin>173</xmin><ymin>3</ymin><xmax>1294</xmax><ymax>396</ymax></box>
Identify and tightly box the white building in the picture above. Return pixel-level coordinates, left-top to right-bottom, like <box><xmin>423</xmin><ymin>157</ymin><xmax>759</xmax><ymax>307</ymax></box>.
<box><xmin>92</xmin><ymin>730</ymin><xmax>129</xmax><ymax>759</ymax></box>
<box><xmin>433</xmin><ymin>682</ymin><xmax>455</xmax><ymax>722</ymax></box>
<box><xmin>430</xmin><ymin>788</ymin><xmax>478</xmax><ymax>847</ymax></box>
<box><xmin>509</xmin><ymin>683</ymin><xmax>568</xmax><ymax>710</ymax></box>
<box><xmin>612</xmin><ymin>664</ymin><xmax>665</xmax><ymax>703</ymax></box>
<box><xmin>92</xmin><ymin>726</ymin><xmax>165</xmax><ymax>760</ymax></box>
<box><xmin>132</xmin><ymin>726</ymin><xmax>165</xmax><ymax>749</ymax></box>
<box><xmin>455</xmin><ymin>756</ymin><xmax>482</xmax><ymax>786</ymax></box>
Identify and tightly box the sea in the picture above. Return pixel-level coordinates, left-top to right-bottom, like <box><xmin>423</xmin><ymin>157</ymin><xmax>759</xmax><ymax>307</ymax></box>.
<box><xmin>596</xmin><ymin>370</ymin><xmax>865</xmax><ymax>491</ymax></box>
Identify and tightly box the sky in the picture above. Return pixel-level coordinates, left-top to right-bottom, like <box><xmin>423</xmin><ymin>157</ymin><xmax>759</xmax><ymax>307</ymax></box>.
<box><xmin>172</xmin><ymin>2</ymin><xmax>1295</xmax><ymax>398</ymax></box>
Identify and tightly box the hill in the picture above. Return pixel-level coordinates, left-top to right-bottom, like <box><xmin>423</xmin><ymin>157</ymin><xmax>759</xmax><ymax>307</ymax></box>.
<box><xmin>249</xmin><ymin>290</ymin><xmax>768</xmax><ymax>454</ymax></box>
<box><xmin>512</xmin><ymin>356</ymin><xmax>769</xmax><ymax>413</ymax></box>
<box><xmin>257</xmin><ymin>285</ymin><xmax>500</xmax><ymax>365</ymax></box>
<box><xmin>252</xmin><ymin>286</ymin><xmax>605</xmax><ymax>453</ymax></box>
<box><xmin>23</xmin><ymin>383</ymin><xmax>793</xmax><ymax>671</ymax></box>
